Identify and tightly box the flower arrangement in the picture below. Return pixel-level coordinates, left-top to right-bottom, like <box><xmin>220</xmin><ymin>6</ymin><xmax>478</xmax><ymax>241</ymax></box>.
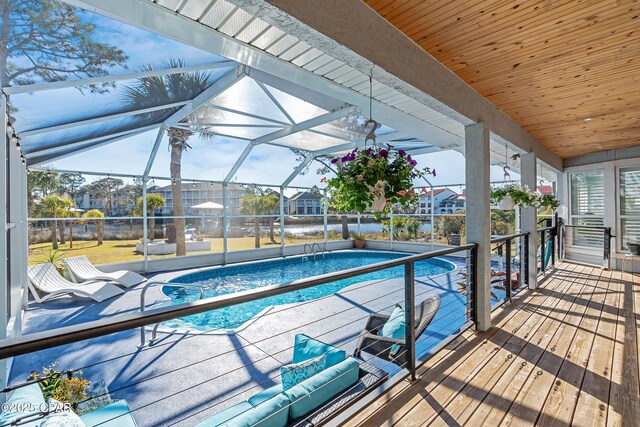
<box><xmin>29</xmin><ymin>362</ymin><xmax>90</xmax><ymax>410</ymax></box>
<box><xmin>490</xmin><ymin>184</ymin><xmax>559</xmax><ymax>209</ymax></box>
<box><xmin>324</xmin><ymin>145</ymin><xmax>434</xmax><ymax>216</ymax></box>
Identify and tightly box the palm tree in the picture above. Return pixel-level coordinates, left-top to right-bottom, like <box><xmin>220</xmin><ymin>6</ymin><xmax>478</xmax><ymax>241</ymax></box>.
<box><xmin>123</xmin><ymin>59</ymin><xmax>219</xmax><ymax>256</ymax></box>
<box><xmin>82</xmin><ymin>209</ymin><xmax>105</xmax><ymax>246</ymax></box>
<box><xmin>239</xmin><ymin>192</ymin><xmax>280</xmax><ymax>249</ymax></box>
<box><xmin>33</xmin><ymin>193</ymin><xmax>76</xmax><ymax>250</ymax></box>
<box><xmin>133</xmin><ymin>194</ymin><xmax>166</xmax><ymax>241</ymax></box>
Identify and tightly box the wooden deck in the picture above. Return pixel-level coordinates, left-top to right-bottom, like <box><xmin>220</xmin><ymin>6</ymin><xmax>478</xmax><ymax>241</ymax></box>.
<box><xmin>346</xmin><ymin>262</ymin><xmax>640</xmax><ymax>426</ymax></box>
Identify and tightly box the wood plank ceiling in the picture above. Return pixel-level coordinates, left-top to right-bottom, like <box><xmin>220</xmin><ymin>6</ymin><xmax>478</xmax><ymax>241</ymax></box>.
<box><xmin>364</xmin><ymin>0</ymin><xmax>640</xmax><ymax>159</ymax></box>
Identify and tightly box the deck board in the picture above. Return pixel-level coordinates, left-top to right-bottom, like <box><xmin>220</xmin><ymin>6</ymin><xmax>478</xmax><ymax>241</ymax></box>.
<box><xmin>345</xmin><ymin>262</ymin><xmax>640</xmax><ymax>426</ymax></box>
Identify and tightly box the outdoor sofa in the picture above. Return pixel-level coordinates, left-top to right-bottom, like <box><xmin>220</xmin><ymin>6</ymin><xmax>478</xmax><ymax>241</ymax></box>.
<box><xmin>197</xmin><ymin>334</ymin><xmax>387</xmax><ymax>427</ymax></box>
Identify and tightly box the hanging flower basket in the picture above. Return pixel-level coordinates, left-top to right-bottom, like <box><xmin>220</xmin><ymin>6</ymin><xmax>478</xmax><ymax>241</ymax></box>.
<box><xmin>491</xmin><ymin>184</ymin><xmax>559</xmax><ymax>210</ymax></box>
<box><xmin>499</xmin><ymin>195</ymin><xmax>515</xmax><ymax>210</ymax></box>
<box><xmin>324</xmin><ymin>145</ymin><xmax>434</xmax><ymax>216</ymax></box>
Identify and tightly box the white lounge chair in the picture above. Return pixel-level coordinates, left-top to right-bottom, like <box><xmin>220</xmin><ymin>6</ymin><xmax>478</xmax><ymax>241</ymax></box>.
<box><xmin>28</xmin><ymin>263</ymin><xmax>124</xmax><ymax>303</ymax></box>
<box><xmin>63</xmin><ymin>256</ymin><xmax>147</xmax><ymax>288</ymax></box>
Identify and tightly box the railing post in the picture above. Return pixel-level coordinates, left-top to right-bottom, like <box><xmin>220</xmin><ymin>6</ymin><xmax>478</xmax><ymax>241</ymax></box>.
<box><xmin>524</xmin><ymin>234</ymin><xmax>530</xmax><ymax>286</ymax></box>
<box><xmin>505</xmin><ymin>238</ymin><xmax>512</xmax><ymax>301</ymax></box>
<box><xmin>604</xmin><ymin>227</ymin><xmax>612</xmax><ymax>270</ymax></box>
<box><xmin>404</xmin><ymin>262</ymin><xmax>416</xmax><ymax>381</ymax></box>
<box><xmin>470</xmin><ymin>245</ymin><xmax>479</xmax><ymax>328</ymax></box>
<box><xmin>551</xmin><ymin>229</ymin><xmax>556</xmax><ymax>267</ymax></box>
<box><xmin>540</xmin><ymin>229</ymin><xmax>546</xmax><ymax>273</ymax></box>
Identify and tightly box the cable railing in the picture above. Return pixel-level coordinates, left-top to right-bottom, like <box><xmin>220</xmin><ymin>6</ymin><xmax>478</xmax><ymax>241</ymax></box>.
<box><xmin>560</xmin><ymin>223</ymin><xmax>614</xmax><ymax>268</ymax></box>
<box><xmin>490</xmin><ymin>232</ymin><xmax>529</xmax><ymax>307</ymax></box>
<box><xmin>2</xmin><ymin>245</ymin><xmax>477</xmax><ymax>427</ymax></box>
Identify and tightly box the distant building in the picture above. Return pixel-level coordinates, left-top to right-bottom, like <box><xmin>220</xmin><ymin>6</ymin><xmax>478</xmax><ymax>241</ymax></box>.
<box><xmin>288</xmin><ymin>191</ymin><xmax>323</xmax><ymax>216</ymax></box>
<box><xmin>439</xmin><ymin>193</ymin><xmax>466</xmax><ymax>214</ymax></box>
<box><xmin>418</xmin><ymin>188</ymin><xmax>458</xmax><ymax>214</ymax></box>
<box><xmin>148</xmin><ymin>182</ymin><xmax>246</xmax><ymax>217</ymax></box>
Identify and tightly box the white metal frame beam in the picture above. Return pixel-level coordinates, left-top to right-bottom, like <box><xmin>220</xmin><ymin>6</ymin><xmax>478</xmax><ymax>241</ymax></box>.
<box><xmin>163</xmin><ymin>66</ymin><xmax>248</xmax><ymax>128</ymax></box>
<box><xmin>281</xmin><ymin>155</ymin><xmax>314</xmax><ymax>187</ymax></box>
<box><xmin>19</xmin><ymin>101</ymin><xmax>188</xmax><ymax>138</ymax></box>
<box><xmin>28</xmin><ymin>124</ymin><xmax>160</xmax><ymax>166</ymax></box>
<box><xmin>2</xmin><ymin>61</ymin><xmax>236</xmax><ymax>95</ymax></box>
<box><xmin>223</xmin><ymin>105</ymin><xmax>355</xmax><ymax>182</ymax></box>
<box><xmin>311</xmin><ymin>132</ymin><xmax>409</xmax><ymax>156</ymax></box>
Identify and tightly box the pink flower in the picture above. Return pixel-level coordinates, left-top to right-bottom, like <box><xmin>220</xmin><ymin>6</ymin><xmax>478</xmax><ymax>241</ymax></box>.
<box><xmin>357</xmin><ymin>175</ymin><xmax>364</xmax><ymax>181</ymax></box>
<box><xmin>320</xmin><ymin>177</ymin><xmax>327</xmax><ymax>183</ymax></box>
<box><xmin>397</xmin><ymin>190</ymin><xmax>407</xmax><ymax>196</ymax></box>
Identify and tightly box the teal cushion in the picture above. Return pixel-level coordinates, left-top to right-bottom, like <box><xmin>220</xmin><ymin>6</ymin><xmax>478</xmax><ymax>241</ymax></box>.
<box><xmin>379</xmin><ymin>305</ymin><xmax>406</xmax><ymax>356</ymax></box>
<box><xmin>194</xmin><ymin>401</ymin><xmax>253</xmax><ymax>427</ymax></box>
<box><xmin>222</xmin><ymin>394</ymin><xmax>289</xmax><ymax>427</ymax></box>
<box><xmin>281</xmin><ymin>354</ymin><xmax>327</xmax><ymax>390</ymax></box>
<box><xmin>292</xmin><ymin>334</ymin><xmax>345</xmax><ymax>368</ymax></box>
<box><xmin>0</xmin><ymin>383</ymin><xmax>45</xmax><ymax>427</ymax></box>
<box><xmin>247</xmin><ymin>384</ymin><xmax>283</xmax><ymax>407</ymax></box>
<box><xmin>79</xmin><ymin>400</ymin><xmax>137</xmax><ymax>427</ymax></box>
<box><xmin>283</xmin><ymin>358</ymin><xmax>359</xmax><ymax>420</ymax></box>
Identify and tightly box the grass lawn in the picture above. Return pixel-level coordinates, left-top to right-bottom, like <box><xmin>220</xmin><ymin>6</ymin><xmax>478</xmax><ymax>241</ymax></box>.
<box><xmin>28</xmin><ymin>236</ymin><xmax>329</xmax><ymax>266</ymax></box>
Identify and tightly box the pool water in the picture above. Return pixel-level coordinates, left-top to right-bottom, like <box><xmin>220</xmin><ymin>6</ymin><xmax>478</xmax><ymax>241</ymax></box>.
<box><xmin>164</xmin><ymin>251</ymin><xmax>456</xmax><ymax>331</ymax></box>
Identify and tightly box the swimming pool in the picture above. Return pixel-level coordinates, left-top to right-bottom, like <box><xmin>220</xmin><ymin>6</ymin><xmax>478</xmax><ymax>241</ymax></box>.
<box><xmin>163</xmin><ymin>251</ymin><xmax>456</xmax><ymax>331</ymax></box>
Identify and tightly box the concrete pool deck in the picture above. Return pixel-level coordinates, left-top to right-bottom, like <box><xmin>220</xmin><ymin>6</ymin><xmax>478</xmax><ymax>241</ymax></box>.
<box><xmin>9</xmin><ymin>254</ymin><xmax>479</xmax><ymax>426</ymax></box>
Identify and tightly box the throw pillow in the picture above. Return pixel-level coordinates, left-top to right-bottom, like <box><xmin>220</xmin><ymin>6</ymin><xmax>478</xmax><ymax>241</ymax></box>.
<box><xmin>280</xmin><ymin>354</ymin><xmax>327</xmax><ymax>390</ymax></box>
<box><xmin>379</xmin><ymin>305</ymin><xmax>406</xmax><ymax>357</ymax></box>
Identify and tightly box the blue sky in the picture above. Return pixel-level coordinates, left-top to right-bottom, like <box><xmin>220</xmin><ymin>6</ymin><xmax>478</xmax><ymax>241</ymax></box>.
<box><xmin>17</xmin><ymin>7</ymin><xmax>520</xmax><ymax>193</ymax></box>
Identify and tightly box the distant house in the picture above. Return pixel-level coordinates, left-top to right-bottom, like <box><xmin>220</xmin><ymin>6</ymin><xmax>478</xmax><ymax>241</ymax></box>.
<box><xmin>288</xmin><ymin>191</ymin><xmax>323</xmax><ymax>216</ymax></box>
<box><xmin>439</xmin><ymin>193</ymin><xmax>466</xmax><ymax>214</ymax></box>
<box><xmin>418</xmin><ymin>188</ymin><xmax>458</xmax><ymax>214</ymax></box>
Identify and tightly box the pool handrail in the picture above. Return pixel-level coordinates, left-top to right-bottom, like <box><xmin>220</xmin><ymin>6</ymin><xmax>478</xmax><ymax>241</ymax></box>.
<box><xmin>139</xmin><ymin>281</ymin><xmax>205</xmax><ymax>348</ymax></box>
<box><xmin>0</xmin><ymin>243</ymin><xmax>477</xmax><ymax>360</ymax></box>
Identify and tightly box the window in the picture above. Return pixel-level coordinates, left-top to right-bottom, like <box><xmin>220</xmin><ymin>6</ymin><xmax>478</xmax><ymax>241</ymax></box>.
<box><xmin>619</xmin><ymin>166</ymin><xmax>640</xmax><ymax>250</ymax></box>
<box><xmin>569</xmin><ymin>170</ymin><xmax>604</xmax><ymax>247</ymax></box>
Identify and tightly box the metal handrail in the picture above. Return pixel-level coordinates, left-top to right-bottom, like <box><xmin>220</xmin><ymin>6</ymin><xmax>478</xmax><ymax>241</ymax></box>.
<box><xmin>490</xmin><ymin>232</ymin><xmax>528</xmax><ymax>244</ymax></box>
<box><xmin>312</xmin><ymin>242</ymin><xmax>325</xmax><ymax>260</ymax></box>
<box><xmin>0</xmin><ymin>244</ymin><xmax>476</xmax><ymax>359</ymax></box>
<box><xmin>139</xmin><ymin>281</ymin><xmax>205</xmax><ymax>348</ymax></box>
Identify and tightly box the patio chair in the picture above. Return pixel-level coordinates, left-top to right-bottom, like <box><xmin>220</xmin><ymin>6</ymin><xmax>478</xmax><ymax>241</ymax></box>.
<box><xmin>447</xmin><ymin>233</ymin><xmax>461</xmax><ymax>246</ymax></box>
<box><xmin>63</xmin><ymin>255</ymin><xmax>146</xmax><ymax>288</ymax></box>
<box><xmin>353</xmin><ymin>295</ymin><xmax>441</xmax><ymax>367</ymax></box>
<box><xmin>28</xmin><ymin>263</ymin><xmax>124</xmax><ymax>303</ymax></box>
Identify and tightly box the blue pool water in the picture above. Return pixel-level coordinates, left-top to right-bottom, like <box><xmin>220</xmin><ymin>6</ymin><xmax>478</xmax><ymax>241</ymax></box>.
<box><xmin>164</xmin><ymin>251</ymin><xmax>456</xmax><ymax>330</ymax></box>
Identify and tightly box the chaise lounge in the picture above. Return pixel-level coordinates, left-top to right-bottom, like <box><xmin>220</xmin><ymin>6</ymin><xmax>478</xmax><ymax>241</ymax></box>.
<box><xmin>27</xmin><ymin>263</ymin><xmax>124</xmax><ymax>303</ymax></box>
<box><xmin>63</xmin><ymin>255</ymin><xmax>147</xmax><ymax>288</ymax></box>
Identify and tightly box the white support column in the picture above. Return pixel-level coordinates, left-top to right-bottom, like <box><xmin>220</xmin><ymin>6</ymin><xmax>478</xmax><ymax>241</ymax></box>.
<box><xmin>521</xmin><ymin>152</ymin><xmax>538</xmax><ymax>288</ymax></box>
<box><xmin>323</xmin><ymin>189</ymin><xmax>328</xmax><ymax>243</ymax></box>
<box><xmin>8</xmin><ymin>129</ymin><xmax>25</xmax><ymax>331</ymax></box>
<box><xmin>142</xmin><ymin>180</ymin><xmax>148</xmax><ymax>273</ymax></box>
<box><xmin>1</xmin><ymin>93</ymin><xmax>8</xmax><ymax>398</ymax></box>
<box><xmin>465</xmin><ymin>122</ymin><xmax>491</xmax><ymax>331</ymax></box>
<box><xmin>222</xmin><ymin>183</ymin><xmax>228</xmax><ymax>264</ymax></box>
<box><xmin>19</xmin><ymin>166</ymin><xmax>28</xmax><ymax>313</ymax></box>
<box><xmin>279</xmin><ymin>188</ymin><xmax>285</xmax><ymax>256</ymax></box>
<box><xmin>389</xmin><ymin>207</ymin><xmax>394</xmax><ymax>249</ymax></box>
